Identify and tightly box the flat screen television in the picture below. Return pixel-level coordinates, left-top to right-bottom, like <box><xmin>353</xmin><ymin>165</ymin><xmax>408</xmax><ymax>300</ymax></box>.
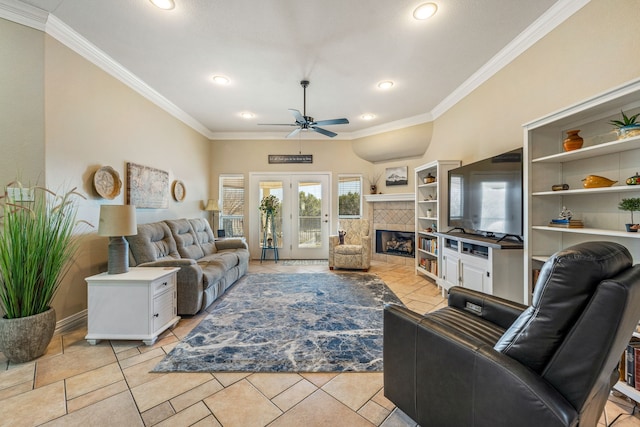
<box><xmin>447</xmin><ymin>148</ymin><xmax>523</xmax><ymax>238</ymax></box>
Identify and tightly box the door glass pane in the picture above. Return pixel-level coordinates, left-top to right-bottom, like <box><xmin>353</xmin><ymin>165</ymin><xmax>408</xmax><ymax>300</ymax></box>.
<box><xmin>298</xmin><ymin>181</ymin><xmax>322</xmax><ymax>248</ymax></box>
<box><xmin>259</xmin><ymin>181</ymin><xmax>283</xmax><ymax>248</ymax></box>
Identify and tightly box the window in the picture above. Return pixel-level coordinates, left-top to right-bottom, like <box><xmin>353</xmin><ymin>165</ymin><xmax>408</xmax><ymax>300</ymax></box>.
<box><xmin>338</xmin><ymin>175</ymin><xmax>362</xmax><ymax>218</ymax></box>
<box><xmin>219</xmin><ymin>175</ymin><xmax>245</xmax><ymax>237</ymax></box>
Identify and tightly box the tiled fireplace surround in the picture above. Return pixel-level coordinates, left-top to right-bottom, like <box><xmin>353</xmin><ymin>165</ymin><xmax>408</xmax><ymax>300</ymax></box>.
<box><xmin>366</xmin><ymin>195</ymin><xmax>415</xmax><ymax>266</ymax></box>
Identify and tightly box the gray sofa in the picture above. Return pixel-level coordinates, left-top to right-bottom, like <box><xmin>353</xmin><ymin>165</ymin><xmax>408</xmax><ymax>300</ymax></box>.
<box><xmin>126</xmin><ymin>218</ymin><xmax>249</xmax><ymax>315</ymax></box>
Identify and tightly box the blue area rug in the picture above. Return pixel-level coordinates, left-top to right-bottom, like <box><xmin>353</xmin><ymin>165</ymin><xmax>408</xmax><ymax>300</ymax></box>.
<box><xmin>153</xmin><ymin>272</ymin><xmax>402</xmax><ymax>373</ymax></box>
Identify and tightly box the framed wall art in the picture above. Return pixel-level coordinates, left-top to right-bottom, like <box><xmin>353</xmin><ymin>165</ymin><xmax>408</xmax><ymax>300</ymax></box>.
<box><xmin>385</xmin><ymin>166</ymin><xmax>408</xmax><ymax>186</ymax></box>
<box><xmin>126</xmin><ymin>162</ymin><xmax>169</xmax><ymax>208</ymax></box>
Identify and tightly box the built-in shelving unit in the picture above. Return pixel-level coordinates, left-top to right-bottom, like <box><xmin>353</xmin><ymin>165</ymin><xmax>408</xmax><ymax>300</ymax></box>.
<box><xmin>524</xmin><ymin>77</ymin><xmax>640</xmax><ymax>404</ymax></box>
<box><xmin>414</xmin><ymin>160</ymin><xmax>460</xmax><ymax>284</ymax></box>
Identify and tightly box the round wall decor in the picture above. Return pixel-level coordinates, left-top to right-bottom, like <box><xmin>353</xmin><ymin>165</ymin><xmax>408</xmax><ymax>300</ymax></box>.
<box><xmin>172</xmin><ymin>180</ymin><xmax>186</xmax><ymax>202</ymax></box>
<box><xmin>93</xmin><ymin>166</ymin><xmax>122</xmax><ymax>199</ymax></box>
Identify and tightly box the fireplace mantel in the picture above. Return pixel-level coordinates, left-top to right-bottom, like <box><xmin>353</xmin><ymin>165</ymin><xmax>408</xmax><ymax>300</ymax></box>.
<box><xmin>364</xmin><ymin>193</ymin><xmax>415</xmax><ymax>203</ymax></box>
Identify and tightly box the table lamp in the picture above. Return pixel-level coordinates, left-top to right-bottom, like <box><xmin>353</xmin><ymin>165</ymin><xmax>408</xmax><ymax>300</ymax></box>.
<box><xmin>204</xmin><ymin>199</ymin><xmax>220</xmax><ymax>236</ymax></box>
<box><xmin>98</xmin><ymin>205</ymin><xmax>137</xmax><ymax>274</ymax></box>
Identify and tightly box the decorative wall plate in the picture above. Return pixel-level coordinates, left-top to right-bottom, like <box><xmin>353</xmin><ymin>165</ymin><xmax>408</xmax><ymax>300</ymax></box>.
<box><xmin>93</xmin><ymin>166</ymin><xmax>122</xmax><ymax>199</ymax></box>
<box><xmin>172</xmin><ymin>180</ymin><xmax>186</xmax><ymax>202</ymax></box>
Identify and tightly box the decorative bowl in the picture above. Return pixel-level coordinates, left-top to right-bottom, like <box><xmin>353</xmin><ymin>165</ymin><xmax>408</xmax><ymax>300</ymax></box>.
<box><xmin>581</xmin><ymin>175</ymin><xmax>617</xmax><ymax>188</ymax></box>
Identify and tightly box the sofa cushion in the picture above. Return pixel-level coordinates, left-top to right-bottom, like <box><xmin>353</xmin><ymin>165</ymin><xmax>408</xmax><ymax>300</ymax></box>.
<box><xmin>197</xmin><ymin>260</ymin><xmax>226</xmax><ymax>290</ymax></box>
<box><xmin>201</xmin><ymin>251</ymin><xmax>239</xmax><ymax>270</ymax></box>
<box><xmin>127</xmin><ymin>222</ymin><xmax>180</xmax><ymax>264</ymax></box>
<box><xmin>189</xmin><ymin>218</ymin><xmax>217</xmax><ymax>256</ymax></box>
<box><xmin>335</xmin><ymin>244</ymin><xmax>363</xmax><ymax>256</ymax></box>
<box><xmin>166</xmin><ymin>219</ymin><xmax>204</xmax><ymax>260</ymax></box>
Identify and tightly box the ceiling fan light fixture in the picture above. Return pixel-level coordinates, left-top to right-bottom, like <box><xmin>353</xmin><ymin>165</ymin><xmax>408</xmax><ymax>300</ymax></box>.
<box><xmin>361</xmin><ymin>114</ymin><xmax>375</xmax><ymax>121</ymax></box>
<box><xmin>150</xmin><ymin>0</ymin><xmax>175</xmax><ymax>10</ymax></box>
<box><xmin>377</xmin><ymin>80</ymin><xmax>394</xmax><ymax>90</ymax></box>
<box><xmin>212</xmin><ymin>75</ymin><xmax>230</xmax><ymax>85</ymax></box>
<box><xmin>413</xmin><ymin>3</ymin><xmax>437</xmax><ymax>20</ymax></box>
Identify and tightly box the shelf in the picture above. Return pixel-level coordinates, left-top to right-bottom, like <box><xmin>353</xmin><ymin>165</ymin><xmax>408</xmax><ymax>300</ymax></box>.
<box><xmin>418</xmin><ymin>216</ymin><xmax>438</xmax><ymax>221</ymax></box>
<box><xmin>613</xmin><ymin>381</ymin><xmax>640</xmax><ymax>403</ymax></box>
<box><xmin>418</xmin><ymin>231</ymin><xmax>437</xmax><ymax>237</ymax></box>
<box><xmin>417</xmin><ymin>200</ymin><xmax>438</xmax><ymax>203</ymax></box>
<box><xmin>417</xmin><ymin>266</ymin><xmax>437</xmax><ymax>281</ymax></box>
<box><xmin>417</xmin><ymin>248</ymin><xmax>437</xmax><ymax>257</ymax></box>
<box><xmin>532</xmin><ymin>225</ymin><xmax>640</xmax><ymax>238</ymax></box>
<box><xmin>417</xmin><ymin>182</ymin><xmax>437</xmax><ymax>188</ymax></box>
<box><xmin>532</xmin><ymin>255</ymin><xmax>550</xmax><ymax>263</ymax></box>
<box><xmin>532</xmin><ymin>135</ymin><xmax>640</xmax><ymax>163</ymax></box>
<box><xmin>533</xmin><ymin>186</ymin><xmax>640</xmax><ymax>196</ymax></box>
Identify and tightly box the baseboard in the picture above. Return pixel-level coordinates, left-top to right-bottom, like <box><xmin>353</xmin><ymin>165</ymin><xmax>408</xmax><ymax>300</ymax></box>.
<box><xmin>55</xmin><ymin>309</ymin><xmax>87</xmax><ymax>336</ymax></box>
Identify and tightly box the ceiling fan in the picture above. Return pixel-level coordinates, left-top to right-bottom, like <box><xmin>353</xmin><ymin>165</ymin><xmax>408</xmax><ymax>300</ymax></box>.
<box><xmin>259</xmin><ymin>80</ymin><xmax>349</xmax><ymax>138</ymax></box>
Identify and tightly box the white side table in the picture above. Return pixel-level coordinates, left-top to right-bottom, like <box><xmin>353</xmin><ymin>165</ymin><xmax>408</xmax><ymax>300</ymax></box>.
<box><xmin>85</xmin><ymin>267</ymin><xmax>180</xmax><ymax>345</ymax></box>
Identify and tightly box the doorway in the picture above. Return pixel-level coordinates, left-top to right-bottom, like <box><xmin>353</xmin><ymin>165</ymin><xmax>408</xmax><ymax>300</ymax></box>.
<box><xmin>249</xmin><ymin>173</ymin><xmax>330</xmax><ymax>260</ymax></box>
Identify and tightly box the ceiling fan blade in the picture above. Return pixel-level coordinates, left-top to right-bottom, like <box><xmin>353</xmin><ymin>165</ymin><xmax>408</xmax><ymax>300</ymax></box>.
<box><xmin>288</xmin><ymin>109</ymin><xmax>307</xmax><ymax>124</ymax></box>
<box><xmin>311</xmin><ymin>126</ymin><xmax>337</xmax><ymax>138</ymax></box>
<box><xmin>286</xmin><ymin>128</ymin><xmax>302</xmax><ymax>138</ymax></box>
<box><xmin>258</xmin><ymin>123</ymin><xmax>298</xmax><ymax>126</ymax></box>
<box><xmin>313</xmin><ymin>118</ymin><xmax>349</xmax><ymax>126</ymax></box>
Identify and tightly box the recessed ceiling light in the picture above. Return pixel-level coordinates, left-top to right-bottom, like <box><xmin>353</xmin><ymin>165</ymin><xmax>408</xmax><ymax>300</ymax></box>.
<box><xmin>377</xmin><ymin>80</ymin><xmax>394</xmax><ymax>90</ymax></box>
<box><xmin>361</xmin><ymin>114</ymin><xmax>375</xmax><ymax>121</ymax></box>
<box><xmin>413</xmin><ymin>2</ymin><xmax>437</xmax><ymax>20</ymax></box>
<box><xmin>240</xmin><ymin>112</ymin><xmax>255</xmax><ymax>119</ymax></box>
<box><xmin>212</xmin><ymin>75</ymin><xmax>230</xmax><ymax>85</ymax></box>
<box><xmin>149</xmin><ymin>0</ymin><xmax>175</xmax><ymax>10</ymax></box>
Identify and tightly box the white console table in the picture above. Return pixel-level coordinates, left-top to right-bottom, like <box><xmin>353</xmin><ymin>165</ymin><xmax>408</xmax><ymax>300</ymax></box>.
<box><xmin>85</xmin><ymin>267</ymin><xmax>180</xmax><ymax>345</ymax></box>
<box><xmin>436</xmin><ymin>232</ymin><xmax>524</xmax><ymax>304</ymax></box>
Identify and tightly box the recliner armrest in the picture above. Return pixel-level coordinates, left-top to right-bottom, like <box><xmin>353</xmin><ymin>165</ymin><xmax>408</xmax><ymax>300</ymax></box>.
<box><xmin>447</xmin><ymin>286</ymin><xmax>527</xmax><ymax>330</ymax></box>
<box><xmin>383</xmin><ymin>304</ymin><xmax>577</xmax><ymax>427</ymax></box>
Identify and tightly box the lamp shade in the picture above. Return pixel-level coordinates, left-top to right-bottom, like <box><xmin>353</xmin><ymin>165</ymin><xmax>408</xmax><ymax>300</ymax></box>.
<box><xmin>98</xmin><ymin>205</ymin><xmax>137</xmax><ymax>237</ymax></box>
<box><xmin>204</xmin><ymin>199</ymin><xmax>220</xmax><ymax>211</ymax></box>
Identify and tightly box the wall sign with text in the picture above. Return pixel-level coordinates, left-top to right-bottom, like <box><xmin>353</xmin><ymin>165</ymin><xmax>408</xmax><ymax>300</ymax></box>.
<box><xmin>268</xmin><ymin>154</ymin><xmax>313</xmax><ymax>164</ymax></box>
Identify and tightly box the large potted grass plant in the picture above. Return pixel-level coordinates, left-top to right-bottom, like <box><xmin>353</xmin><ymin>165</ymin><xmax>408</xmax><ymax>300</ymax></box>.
<box><xmin>0</xmin><ymin>182</ymin><xmax>86</xmax><ymax>363</ymax></box>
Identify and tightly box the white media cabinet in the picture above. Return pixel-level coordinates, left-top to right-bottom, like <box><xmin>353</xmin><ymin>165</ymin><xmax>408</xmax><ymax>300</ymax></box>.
<box><xmin>436</xmin><ymin>232</ymin><xmax>524</xmax><ymax>303</ymax></box>
<box><xmin>85</xmin><ymin>267</ymin><xmax>180</xmax><ymax>346</ymax></box>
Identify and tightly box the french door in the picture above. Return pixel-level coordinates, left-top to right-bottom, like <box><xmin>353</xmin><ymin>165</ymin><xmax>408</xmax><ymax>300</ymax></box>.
<box><xmin>249</xmin><ymin>173</ymin><xmax>330</xmax><ymax>259</ymax></box>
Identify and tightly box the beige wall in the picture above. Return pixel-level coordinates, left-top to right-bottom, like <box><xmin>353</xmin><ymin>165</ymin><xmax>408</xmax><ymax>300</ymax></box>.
<box><xmin>0</xmin><ymin>19</ymin><xmax>44</xmax><ymax>185</ymax></box>
<box><xmin>2</xmin><ymin>0</ymin><xmax>640</xmax><ymax>321</ymax></box>
<box><xmin>1</xmin><ymin>16</ymin><xmax>217</xmax><ymax>321</ymax></box>
<box><xmin>41</xmin><ymin>35</ymin><xmax>210</xmax><ymax>320</ymax></box>
<box><xmin>424</xmin><ymin>0</ymin><xmax>640</xmax><ymax>164</ymax></box>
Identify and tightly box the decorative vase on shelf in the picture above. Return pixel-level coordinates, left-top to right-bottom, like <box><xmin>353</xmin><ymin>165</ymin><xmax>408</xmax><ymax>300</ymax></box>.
<box><xmin>370</xmin><ymin>185</ymin><xmax>377</xmax><ymax>194</ymax></box>
<box><xmin>563</xmin><ymin>130</ymin><xmax>583</xmax><ymax>151</ymax></box>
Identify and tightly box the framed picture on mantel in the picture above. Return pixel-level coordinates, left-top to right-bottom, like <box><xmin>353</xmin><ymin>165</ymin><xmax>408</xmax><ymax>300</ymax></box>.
<box><xmin>385</xmin><ymin>166</ymin><xmax>408</xmax><ymax>186</ymax></box>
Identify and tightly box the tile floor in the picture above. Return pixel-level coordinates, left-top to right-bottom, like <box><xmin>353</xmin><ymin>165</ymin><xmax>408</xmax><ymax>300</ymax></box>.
<box><xmin>1</xmin><ymin>260</ymin><xmax>639</xmax><ymax>426</ymax></box>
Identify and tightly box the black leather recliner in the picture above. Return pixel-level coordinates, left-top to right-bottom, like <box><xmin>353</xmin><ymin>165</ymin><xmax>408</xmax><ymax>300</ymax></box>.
<box><xmin>384</xmin><ymin>241</ymin><xmax>640</xmax><ymax>427</ymax></box>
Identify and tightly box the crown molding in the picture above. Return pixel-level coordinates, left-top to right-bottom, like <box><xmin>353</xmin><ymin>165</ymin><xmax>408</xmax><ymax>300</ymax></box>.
<box><xmin>45</xmin><ymin>14</ymin><xmax>214</xmax><ymax>139</ymax></box>
<box><xmin>430</xmin><ymin>0</ymin><xmax>590</xmax><ymax>120</ymax></box>
<box><xmin>2</xmin><ymin>0</ymin><xmax>587</xmax><ymax>142</ymax></box>
<box><xmin>0</xmin><ymin>0</ymin><xmax>48</xmax><ymax>30</ymax></box>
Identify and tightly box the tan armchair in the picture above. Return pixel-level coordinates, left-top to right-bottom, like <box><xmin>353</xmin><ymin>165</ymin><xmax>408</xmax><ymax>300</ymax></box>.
<box><xmin>329</xmin><ymin>219</ymin><xmax>371</xmax><ymax>271</ymax></box>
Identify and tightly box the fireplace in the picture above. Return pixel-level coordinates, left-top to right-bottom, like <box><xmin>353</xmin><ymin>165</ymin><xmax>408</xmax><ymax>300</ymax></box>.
<box><xmin>375</xmin><ymin>229</ymin><xmax>415</xmax><ymax>258</ymax></box>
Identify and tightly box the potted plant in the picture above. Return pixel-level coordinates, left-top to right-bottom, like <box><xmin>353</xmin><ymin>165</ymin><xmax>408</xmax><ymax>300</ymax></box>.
<box><xmin>0</xmin><ymin>182</ymin><xmax>87</xmax><ymax>363</ymax></box>
<box><xmin>609</xmin><ymin>110</ymin><xmax>640</xmax><ymax>140</ymax></box>
<box><xmin>618</xmin><ymin>197</ymin><xmax>640</xmax><ymax>232</ymax></box>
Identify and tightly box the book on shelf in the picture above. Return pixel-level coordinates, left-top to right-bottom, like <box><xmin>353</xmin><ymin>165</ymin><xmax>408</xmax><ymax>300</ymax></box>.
<box><xmin>548</xmin><ymin>219</ymin><xmax>584</xmax><ymax>228</ymax></box>
<box><xmin>626</xmin><ymin>338</ymin><xmax>640</xmax><ymax>388</ymax></box>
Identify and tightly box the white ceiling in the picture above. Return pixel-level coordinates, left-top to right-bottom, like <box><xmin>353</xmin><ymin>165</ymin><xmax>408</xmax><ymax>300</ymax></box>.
<box><xmin>14</xmin><ymin>0</ymin><xmax>579</xmax><ymax>140</ymax></box>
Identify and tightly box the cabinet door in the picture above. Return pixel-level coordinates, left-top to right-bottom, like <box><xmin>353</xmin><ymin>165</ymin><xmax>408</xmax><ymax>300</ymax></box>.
<box><xmin>442</xmin><ymin>251</ymin><xmax>460</xmax><ymax>289</ymax></box>
<box><xmin>461</xmin><ymin>262</ymin><xmax>486</xmax><ymax>293</ymax></box>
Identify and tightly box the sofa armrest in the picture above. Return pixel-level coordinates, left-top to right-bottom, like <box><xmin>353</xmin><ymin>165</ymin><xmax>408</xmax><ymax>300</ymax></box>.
<box><xmin>138</xmin><ymin>259</ymin><xmax>204</xmax><ymax>315</ymax></box>
<box><xmin>383</xmin><ymin>304</ymin><xmax>577</xmax><ymax>427</ymax></box>
<box><xmin>447</xmin><ymin>286</ymin><xmax>527</xmax><ymax>330</ymax></box>
<box><xmin>215</xmin><ymin>238</ymin><xmax>248</xmax><ymax>251</ymax></box>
